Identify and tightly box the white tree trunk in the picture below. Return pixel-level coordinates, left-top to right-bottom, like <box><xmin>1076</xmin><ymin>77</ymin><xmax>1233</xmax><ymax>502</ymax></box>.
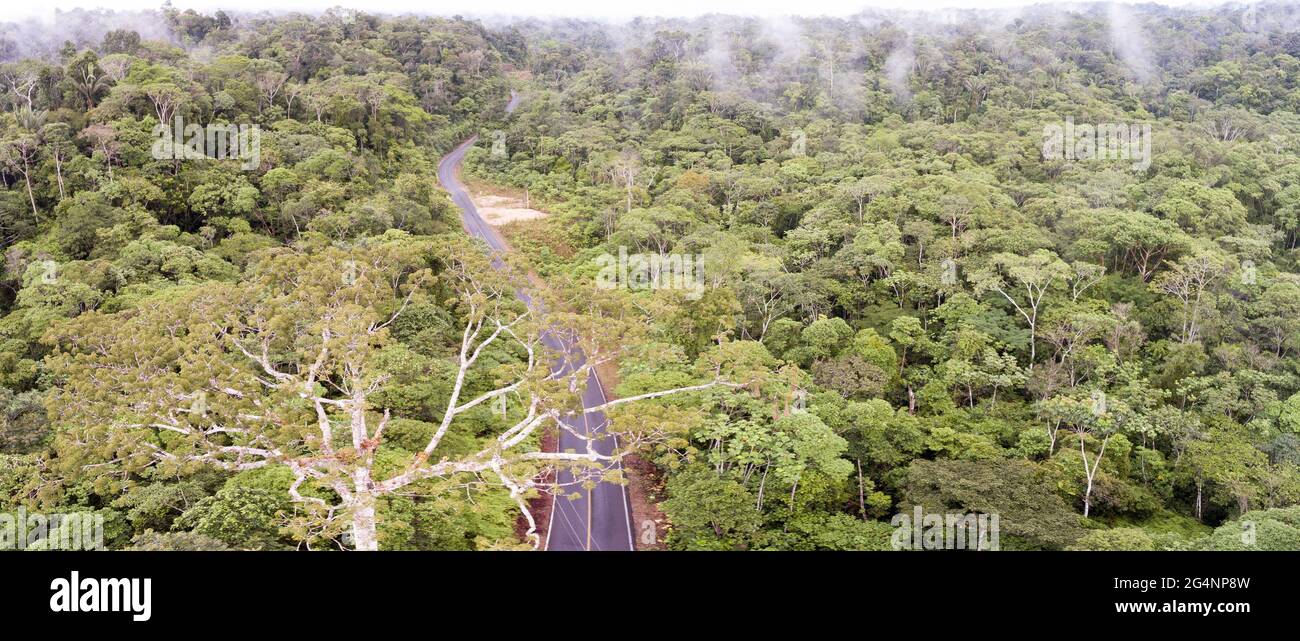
<box><xmin>352</xmin><ymin>488</ymin><xmax>378</xmax><ymax>551</ymax></box>
<box><xmin>1083</xmin><ymin>477</ymin><xmax>1093</xmax><ymax>518</ymax></box>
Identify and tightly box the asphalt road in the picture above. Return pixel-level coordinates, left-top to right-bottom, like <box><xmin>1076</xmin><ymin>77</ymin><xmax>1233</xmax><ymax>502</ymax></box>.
<box><xmin>435</xmin><ymin>92</ymin><xmax>635</xmax><ymax>551</ymax></box>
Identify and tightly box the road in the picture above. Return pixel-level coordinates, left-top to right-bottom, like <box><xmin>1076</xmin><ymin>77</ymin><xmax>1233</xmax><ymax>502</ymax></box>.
<box><xmin>435</xmin><ymin>91</ymin><xmax>635</xmax><ymax>551</ymax></box>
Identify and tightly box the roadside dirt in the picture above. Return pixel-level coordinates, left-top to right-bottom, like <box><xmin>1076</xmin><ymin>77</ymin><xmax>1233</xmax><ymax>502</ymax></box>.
<box><xmin>517</xmin><ymin>422</ymin><xmax>558</xmax><ymax>549</ymax></box>
<box><xmin>467</xmin><ymin>181</ymin><xmax>550</xmax><ymax>226</ymax></box>
<box><xmin>476</xmin><ymin>194</ymin><xmax>549</xmax><ymax>225</ymax></box>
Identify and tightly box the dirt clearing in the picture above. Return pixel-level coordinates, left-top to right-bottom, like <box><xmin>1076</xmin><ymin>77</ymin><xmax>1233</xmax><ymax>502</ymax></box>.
<box><xmin>470</xmin><ymin>185</ymin><xmax>549</xmax><ymax>226</ymax></box>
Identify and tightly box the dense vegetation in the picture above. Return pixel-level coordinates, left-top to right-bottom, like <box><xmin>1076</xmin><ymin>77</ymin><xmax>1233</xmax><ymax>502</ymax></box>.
<box><xmin>4</xmin><ymin>4</ymin><xmax>1300</xmax><ymax>550</ymax></box>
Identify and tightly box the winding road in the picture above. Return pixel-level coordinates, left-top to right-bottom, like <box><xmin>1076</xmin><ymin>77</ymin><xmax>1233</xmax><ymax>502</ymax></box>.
<box><xmin>435</xmin><ymin>91</ymin><xmax>635</xmax><ymax>551</ymax></box>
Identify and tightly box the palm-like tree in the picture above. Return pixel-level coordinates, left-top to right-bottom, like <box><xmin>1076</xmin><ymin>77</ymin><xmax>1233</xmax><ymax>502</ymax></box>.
<box><xmin>69</xmin><ymin>54</ymin><xmax>110</xmax><ymax>110</ymax></box>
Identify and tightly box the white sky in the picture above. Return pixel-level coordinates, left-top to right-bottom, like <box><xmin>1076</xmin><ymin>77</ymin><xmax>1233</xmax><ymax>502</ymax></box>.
<box><xmin>6</xmin><ymin>0</ymin><xmax>1242</xmax><ymax>22</ymax></box>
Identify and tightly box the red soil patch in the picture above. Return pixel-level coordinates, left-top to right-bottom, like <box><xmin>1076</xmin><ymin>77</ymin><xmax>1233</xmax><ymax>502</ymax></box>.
<box><xmin>514</xmin><ymin>422</ymin><xmax>558</xmax><ymax>549</ymax></box>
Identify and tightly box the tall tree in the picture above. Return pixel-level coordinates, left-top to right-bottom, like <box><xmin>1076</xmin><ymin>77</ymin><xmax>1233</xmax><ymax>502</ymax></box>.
<box><xmin>45</xmin><ymin>239</ymin><xmax>733</xmax><ymax>549</ymax></box>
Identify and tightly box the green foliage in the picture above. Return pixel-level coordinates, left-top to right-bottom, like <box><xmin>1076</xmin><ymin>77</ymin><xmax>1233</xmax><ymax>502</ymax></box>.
<box><xmin>763</xmin><ymin>513</ymin><xmax>894</xmax><ymax>551</ymax></box>
<box><xmin>661</xmin><ymin>465</ymin><xmax>762</xmax><ymax>550</ymax></box>
<box><xmin>174</xmin><ymin>487</ymin><xmax>291</xmax><ymax>550</ymax></box>
<box><xmin>1195</xmin><ymin>507</ymin><xmax>1300</xmax><ymax>551</ymax></box>
<box><xmin>128</xmin><ymin>530</ymin><xmax>233</xmax><ymax>551</ymax></box>
<box><xmin>1068</xmin><ymin>527</ymin><xmax>1162</xmax><ymax>551</ymax></box>
<box><xmin>902</xmin><ymin>459</ymin><xmax>1087</xmax><ymax>550</ymax></box>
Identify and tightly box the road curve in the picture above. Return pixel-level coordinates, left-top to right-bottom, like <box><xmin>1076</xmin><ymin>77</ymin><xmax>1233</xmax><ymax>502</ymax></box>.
<box><xmin>435</xmin><ymin>91</ymin><xmax>635</xmax><ymax>551</ymax></box>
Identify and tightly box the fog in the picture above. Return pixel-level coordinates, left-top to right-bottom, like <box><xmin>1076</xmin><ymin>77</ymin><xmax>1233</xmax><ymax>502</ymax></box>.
<box><xmin>1106</xmin><ymin>2</ymin><xmax>1154</xmax><ymax>83</ymax></box>
<box><xmin>883</xmin><ymin>41</ymin><xmax>915</xmax><ymax>103</ymax></box>
<box><xmin>0</xmin><ymin>0</ymin><xmax>1279</xmax><ymax>97</ymax></box>
<box><xmin>1</xmin><ymin>9</ymin><xmax>176</xmax><ymax>61</ymax></box>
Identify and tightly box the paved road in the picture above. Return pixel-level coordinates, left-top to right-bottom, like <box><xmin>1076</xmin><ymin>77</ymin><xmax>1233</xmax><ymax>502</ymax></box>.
<box><xmin>435</xmin><ymin>91</ymin><xmax>635</xmax><ymax>551</ymax></box>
